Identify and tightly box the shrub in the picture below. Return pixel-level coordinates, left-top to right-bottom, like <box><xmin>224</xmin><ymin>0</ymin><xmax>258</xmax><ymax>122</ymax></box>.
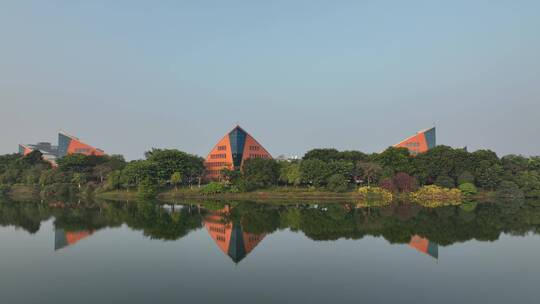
<box><xmin>410</xmin><ymin>185</ymin><xmax>462</xmax><ymax>208</ymax></box>
<box><xmin>201</xmin><ymin>182</ymin><xmax>228</xmax><ymax>195</ymax></box>
<box><xmin>357</xmin><ymin>186</ymin><xmax>393</xmax><ymax>207</ymax></box>
<box><xmin>327</xmin><ymin>174</ymin><xmax>348</xmax><ymax>192</ymax></box>
<box><xmin>435</xmin><ymin>175</ymin><xmax>455</xmax><ymax>188</ymax></box>
<box><xmin>459</xmin><ymin>182</ymin><xmax>478</xmax><ymax>196</ymax></box>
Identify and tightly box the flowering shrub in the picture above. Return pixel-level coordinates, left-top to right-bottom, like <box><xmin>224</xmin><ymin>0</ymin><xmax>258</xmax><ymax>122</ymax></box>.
<box><xmin>409</xmin><ymin>185</ymin><xmax>462</xmax><ymax>208</ymax></box>
<box><xmin>357</xmin><ymin>186</ymin><xmax>393</xmax><ymax>207</ymax></box>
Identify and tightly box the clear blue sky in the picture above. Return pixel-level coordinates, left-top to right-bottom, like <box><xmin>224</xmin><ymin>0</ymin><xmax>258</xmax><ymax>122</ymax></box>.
<box><xmin>1</xmin><ymin>0</ymin><xmax>539</xmax><ymax>160</ymax></box>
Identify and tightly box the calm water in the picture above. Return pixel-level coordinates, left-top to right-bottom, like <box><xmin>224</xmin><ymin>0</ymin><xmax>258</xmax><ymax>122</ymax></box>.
<box><xmin>0</xmin><ymin>199</ymin><xmax>539</xmax><ymax>304</ymax></box>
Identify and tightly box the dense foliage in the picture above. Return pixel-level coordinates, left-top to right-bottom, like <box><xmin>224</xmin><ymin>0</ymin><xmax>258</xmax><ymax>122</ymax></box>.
<box><xmin>1</xmin><ymin>145</ymin><xmax>540</xmax><ymax>200</ymax></box>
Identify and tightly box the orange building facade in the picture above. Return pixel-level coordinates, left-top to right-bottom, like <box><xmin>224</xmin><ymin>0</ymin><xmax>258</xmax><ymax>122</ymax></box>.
<box><xmin>394</xmin><ymin>127</ymin><xmax>436</xmax><ymax>155</ymax></box>
<box><xmin>205</xmin><ymin>126</ymin><xmax>272</xmax><ymax>180</ymax></box>
<box><xmin>57</xmin><ymin>132</ymin><xmax>105</xmax><ymax>157</ymax></box>
<box><xmin>19</xmin><ymin>132</ymin><xmax>105</xmax><ymax>166</ymax></box>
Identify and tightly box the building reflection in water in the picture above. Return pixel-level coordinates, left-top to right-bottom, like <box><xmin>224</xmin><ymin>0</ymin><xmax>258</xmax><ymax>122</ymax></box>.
<box><xmin>203</xmin><ymin>206</ymin><xmax>265</xmax><ymax>263</ymax></box>
<box><xmin>54</xmin><ymin>229</ymin><xmax>94</xmax><ymax>251</ymax></box>
<box><xmin>409</xmin><ymin>235</ymin><xmax>438</xmax><ymax>260</ymax></box>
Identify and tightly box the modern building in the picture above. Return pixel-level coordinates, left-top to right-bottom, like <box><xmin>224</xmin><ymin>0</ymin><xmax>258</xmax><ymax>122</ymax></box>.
<box><xmin>205</xmin><ymin>125</ymin><xmax>272</xmax><ymax>180</ymax></box>
<box><xmin>19</xmin><ymin>132</ymin><xmax>105</xmax><ymax>165</ymax></box>
<box><xmin>393</xmin><ymin>127</ymin><xmax>436</xmax><ymax>155</ymax></box>
<box><xmin>204</xmin><ymin>206</ymin><xmax>265</xmax><ymax>263</ymax></box>
<box><xmin>18</xmin><ymin>142</ymin><xmax>59</xmax><ymax>165</ymax></box>
<box><xmin>57</xmin><ymin>132</ymin><xmax>105</xmax><ymax>157</ymax></box>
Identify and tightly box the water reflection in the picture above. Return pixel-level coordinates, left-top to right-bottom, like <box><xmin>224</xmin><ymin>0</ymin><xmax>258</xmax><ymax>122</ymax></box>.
<box><xmin>409</xmin><ymin>235</ymin><xmax>438</xmax><ymax>260</ymax></box>
<box><xmin>54</xmin><ymin>229</ymin><xmax>94</xmax><ymax>251</ymax></box>
<box><xmin>0</xmin><ymin>198</ymin><xmax>539</xmax><ymax>258</ymax></box>
<box><xmin>203</xmin><ymin>205</ymin><xmax>265</xmax><ymax>263</ymax></box>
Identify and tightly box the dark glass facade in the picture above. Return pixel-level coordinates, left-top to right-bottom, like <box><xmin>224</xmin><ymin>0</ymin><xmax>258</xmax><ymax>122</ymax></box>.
<box><xmin>229</xmin><ymin>127</ymin><xmax>247</xmax><ymax>168</ymax></box>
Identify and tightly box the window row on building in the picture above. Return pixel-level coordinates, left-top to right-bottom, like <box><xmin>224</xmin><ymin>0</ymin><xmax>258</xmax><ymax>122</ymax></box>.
<box><xmin>206</xmin><ymin>162</ymin><xmax>231</xmax><ymax>167</ymax></box>
<box><xmin>210</xmin><ymin>153</ymin><xmax>227</xmax><ymax>159</ymax></box>
<box><xmin>248</xmin><ymin>154</ymin><xmax>269</xmax><ymax>159</ymax></box>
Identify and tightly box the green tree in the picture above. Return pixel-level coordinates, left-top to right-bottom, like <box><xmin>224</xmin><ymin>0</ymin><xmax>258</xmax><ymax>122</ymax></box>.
<box><xmin>144</xmin><ymin>149</ymin><xmax>204</xmax><ymax>187</ymax></box>
<box><xmin>120</xmin><ymin>160</ymin><xmax>159</xmax><ymax>189</ymax></box>
<box><xmin>137</xmin><ymin>178</ymin><xmax>158</xmax><ymax>200</ymax></box>
<box><xmin>376</xmin><ymin>147</ymin><xmax>413</xmax><ymax>175</ymax></box>
<box><xmin>105</xmin><ymin>170</ymin><xmax>122</xmax><ymax>191</ymax></box>
<box><xmin>327</xmin><ymin>174</ymin><xmax>348</xmax><ymax>192</ymax></box>
<box><xmin>475</xmin><ymin>162</ymin><xmax>504</xmax><ymax>190</ymax></box>
<box><xmin>496</xmin><ymin>181</ymin><xmax>524</xmax><ymax>200</ymax></box>
<box><xmin>300</xmin><ymin>159</ymin><xmax>331</xmax><ymax>187</ymax></box>
<box><xmin>328</xmin><ymin>161</ymin><xmax>354</xmax><ymax>181</ymax></box>
<box><xmin>279</xmin><ymin>162</ymin><xmax>301</xmax><ymax>186</ymax></box>
<box><xmin>435</xmin><ymin>175</ymin><xmax>455</xmax><ymax>188</ymax></box>
<box><xmin>457</xmin><ymin>171</ymin><xmax>475</xmax><ymax>185</ymax></box>
<box><xmin>242</xmin><ymin>158</ymin><xmax>280</xmax><ymax>190</ymax></box>
<box><xmin>303</xmin><ymin>148</ymin><xmax>341</xmax><ymax>162</ymax></box>
<box><xmin>71</xmin><ymin>173</ymin><xmax>86</xmax><ymax>190</ymax></box>
<box><xmin>170</xmin><ymin>171</ymin><xmax>183</xmax><ymax>191</ymax></box>
<box><xmin>515</xmin><ymin>171</ymin><xmax>540</xmax><ymax>198</ymax></box>
<box><xmin>356</xmin><ymin>161</ymin><xmax>382</xmax><ymax>186</ymax></box>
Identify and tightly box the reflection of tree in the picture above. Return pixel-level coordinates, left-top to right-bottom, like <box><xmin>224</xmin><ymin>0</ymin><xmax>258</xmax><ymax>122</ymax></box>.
<box><xmin>123</xmin><ymin>201</ymin><xmax>203</xmax><ymax>240</ymax></box>
<box><xmin>1</xmin><ymin>197</ymin><xmax>540</xmax><ymax>249</ymax></box>
<box><xmin>0</xmin><ymin>199</ymin><xmax>52</xmax><ymax>233</ymax></box>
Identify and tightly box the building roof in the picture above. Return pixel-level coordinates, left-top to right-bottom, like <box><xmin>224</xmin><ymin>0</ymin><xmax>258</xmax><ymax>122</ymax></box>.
<box><xmin>393</xmin><ymin>126</ymin><xmax>436</xmax><ymax>147</ymax></box>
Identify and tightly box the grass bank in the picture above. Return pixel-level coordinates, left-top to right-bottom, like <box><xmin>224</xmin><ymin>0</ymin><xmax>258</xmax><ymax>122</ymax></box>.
<box><xmin>97</xmin><ymin>187</ymin><xmax>363</xmax><ymax>203</ymax></box>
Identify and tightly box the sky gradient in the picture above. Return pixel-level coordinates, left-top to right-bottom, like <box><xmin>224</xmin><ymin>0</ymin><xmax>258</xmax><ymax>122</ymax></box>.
<box><xmin>1</xmin><ymin>0</ymin><xmax>539</xmax><ymax>160</ymax></box>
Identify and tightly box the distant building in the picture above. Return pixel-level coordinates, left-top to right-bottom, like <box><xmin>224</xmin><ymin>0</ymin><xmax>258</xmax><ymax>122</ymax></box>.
<box><xmin>18</xmin><ymin>142</ymin><xmax>59</xmax><ymax>165</ymax></box>
<box><xmin>19</xmin><ymin>132</ymin><xmax>105</xmax><ymax>166</ymax></box>
<box><xmin>205</xmin><ymin>125</ymin><xmax>272</xmax><ymax>180</ymax></box>
<box><xmin>275</xmin><ymin>154</ymin><xmax>300</xmax><ymax>162</ymax></box>
<box><xmin>57</xmin><ymin>132</ymin><xmax>105</xmax><ymax>157</ymax></box>
<box><xmin>393</xmin><ymin>127</ymin><xmax>436</xmax><ymax>155</ymax></box>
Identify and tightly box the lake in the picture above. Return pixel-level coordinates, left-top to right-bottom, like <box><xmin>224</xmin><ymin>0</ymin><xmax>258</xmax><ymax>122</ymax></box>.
<box><xmin>0</xmin><ymin>199</ymin><xmax>539</xmax><ymax>303</ymax></box>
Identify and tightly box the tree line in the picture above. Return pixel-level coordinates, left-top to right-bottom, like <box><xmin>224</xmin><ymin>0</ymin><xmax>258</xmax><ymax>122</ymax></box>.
<box><xmin>1</xmin><ymin>145</ymin><xmax>540</xmax><ymax>199</ymax></box>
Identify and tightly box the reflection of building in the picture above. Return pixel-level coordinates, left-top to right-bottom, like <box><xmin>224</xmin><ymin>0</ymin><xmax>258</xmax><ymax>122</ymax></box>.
<box><xmin>19</xmin><ymin>132</ymin><xmax>105</xmax><ymax>165</ymax></box>
<box><xmin>205</xmin><ymin>125</ymin><xmax>272</xmax><ymax>180</ymax></box>
<box><xmin>203</xmin><ymin>207</ymin><xmax>265</xmax><ymax>263</ymax></box>
<box><xmin>54</xmin><ymin>228</ymin><xmax>94</xmax><ymax>251</ymax></box>
<box><xmin>409</xmin><ymin>235</ymin><xmax>438</xmax><ymax>259</ymax></box>
<box><xmin>394</xmin><ymin>127</ymin><xmax>436</xmax><ymax>155</ymax></box>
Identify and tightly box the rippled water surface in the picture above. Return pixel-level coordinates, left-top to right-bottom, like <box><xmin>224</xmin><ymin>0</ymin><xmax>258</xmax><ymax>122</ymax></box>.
<box><xmin>0</xmin><ymin>199</ymin><xmax>539</xmax><ymax>303</ymax></box>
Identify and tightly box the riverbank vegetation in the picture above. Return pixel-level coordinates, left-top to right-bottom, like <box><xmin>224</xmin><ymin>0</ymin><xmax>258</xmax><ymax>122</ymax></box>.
<box><xmin>1</xmin><ymin>146</ymin><xmax>540</xmax><ymax>207</ymax></box>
